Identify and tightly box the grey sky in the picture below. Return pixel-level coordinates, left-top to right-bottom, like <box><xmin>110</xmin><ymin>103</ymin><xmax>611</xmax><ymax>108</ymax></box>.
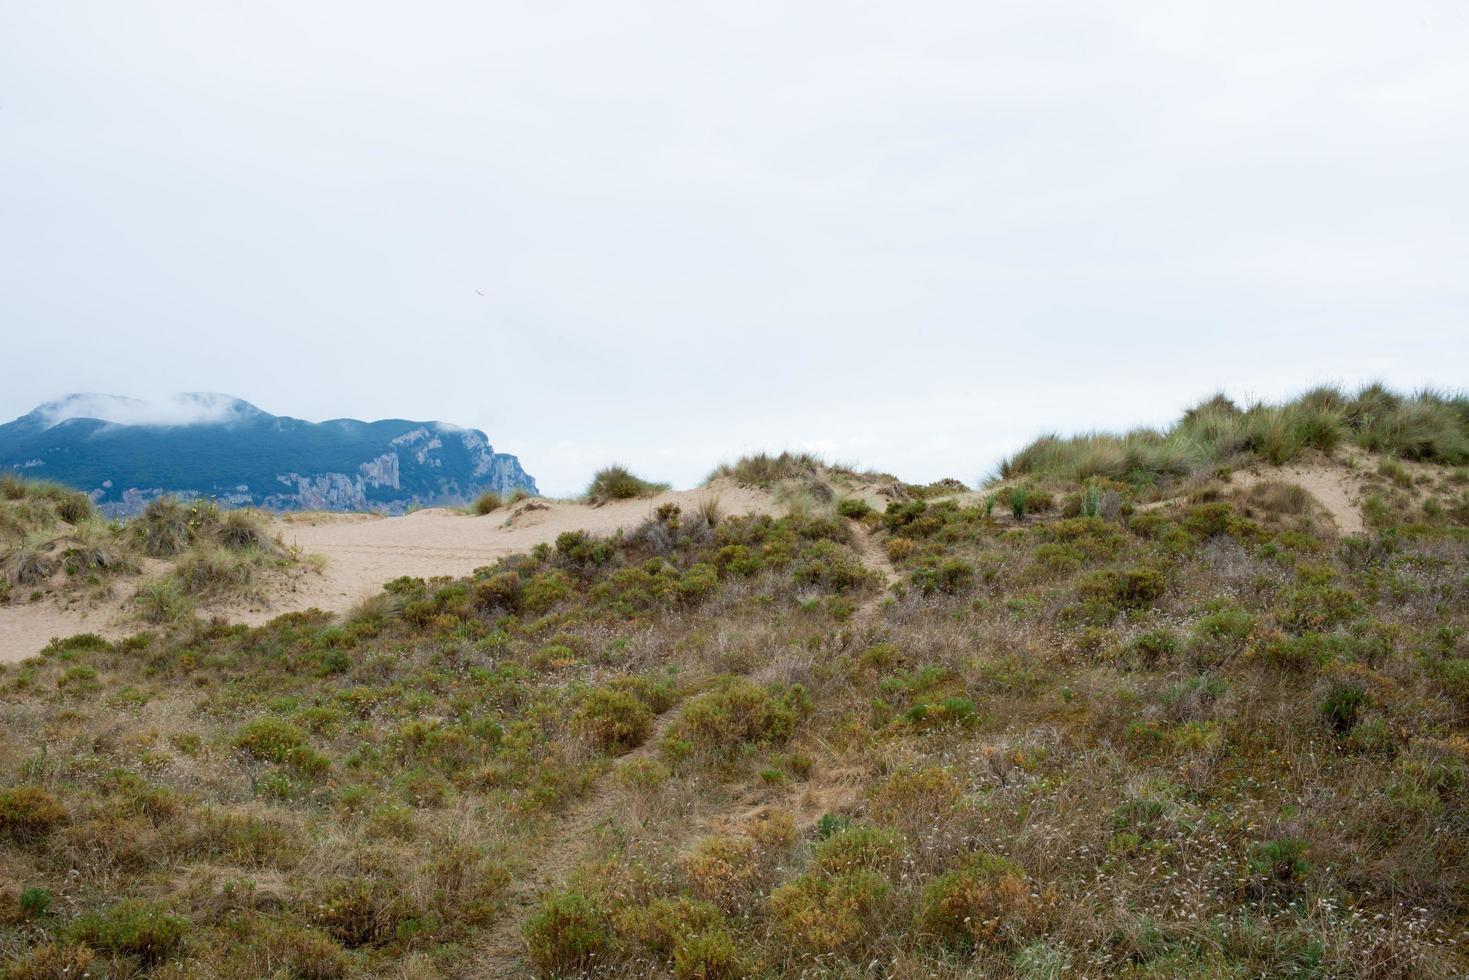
<box><xmin>2</xmin><ymin>2</ymin><xmax>1466</xmax><ymax>496</ymax></box>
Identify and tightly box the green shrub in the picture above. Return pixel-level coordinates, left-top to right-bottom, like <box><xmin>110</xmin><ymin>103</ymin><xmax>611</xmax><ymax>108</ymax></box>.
<box><xmin>1247</xmin><ymin>837</ymin><xmax>1310</xmax><ymax>883</ymax></box>
<box><xmin>672</xmin><ymin>928</ymin><xmax>747</xmax><ymax>979</ymax></box>
<box><xmin>472</xmin><ymin>491</ymin><xmax>503</xmax><ymax>515</ymax></box>
<box><xmin>996</xmin><ymin>383</ymin><xmax>1469</xmax><ymax>487</ymax></box>
<box><xmin>1008</xmin><ymin>485</ymin><xmax>1032</xmax><ymax>520</ymax></box>
<box><xmin>810</xmin><ymin>825</ymin><xmax>905</xmax><ymax>875</ymax></box>
<box><xmin>524</xmin><ymin>891</ymin><xmax>615</xmax><ymax>975</ymax></box>
<box><xmin>574</xmin><ymin>687</ymin><xmax>654</xmax><ymax>754</ymax></box>
<box><xmin>309</xmin><ymin>877</ymin><xmax>412</xmax><ymax>948</ymax></box>
<box><xmin>18</xmin><ymin>887</ymin><xmax>52</xmax><ymax>918</ymax></box>
<box><xmin>235</xmin><ymin>717</ymin><xmax>308</xmax><ymax>762</ymax></box>
<box><xmin>909</xmin><ymin>558</ymin><xmax>974</xmax><ymax>596</ymax></box>
<box><xmin>66</xmin><ymin>899</ymin><xmax>187</xmax><ymax>965</ymax></box>
<box><xmin>836</xmin><ymin>497</ymin><xmax>872</xmax><ymax>520</ymax></box>
<box><xmin>134</xmin><ymin>577</ymin><xmax>193</xmax><ymax>623</ymax></box>
<box><xmin>1077</xmin><ymin>565</ymin><xmax>1165</xmax><ymax>614</ymax></box>
<box><xmin>1191</xmin><ymin>607</ymin><xmax>1254</xmax><ymax>662</ymax></box>
<box><xmin>661</xmin><ymin>677</ymin><xmax>801</xmax><ymax>761</ymax></box>
<box><xmin>1319</xmin><ymin>679</ymin><xmax>1367</xmax><ymax>734</ymax></box>
<box><xmin>791</xmin><ymin>540</ymin><xmax>869</xmax><ymax>592</ymax></box>
<box><xmin>1126</xmin><ymin>628</ymin><xmax>1180</xmax><ymax>668</ymax></box>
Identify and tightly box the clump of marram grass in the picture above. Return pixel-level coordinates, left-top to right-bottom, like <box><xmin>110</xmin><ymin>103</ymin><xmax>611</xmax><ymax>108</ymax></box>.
<box><xmin>0</xmin><ymin>477</ymin><xmax>96</xmax><ymax>544</ymax></box>
<box><xmin>706</xmin><ymin>451</ymin><xmax>825</xmax><ymax>487</ymax></box>
<box><xmin>2</xmin><ymin>547</ymin><xmax>58</xmax><ymax>587</ymax></box>
<box><xmin>471</xmin><ymin>491</ymin><xmax>503</xmax><ymax>515</ymax></box>
<box><xmin>129</xmin><ymin>497</ymin><xmax>203</xmax><ymax>557</ymax></box>
<box><xmin>693</xmin><ymin>494</ymin><xmax>723</xmax><ymax>527</ymax></box>
<box><xmin>132</xmin><ymin>577</ymin><xmax>194</xmax><ymax>624</ymax></box>
<box><xmin>584</xmin><ymin>465</ymin><xmax>669</xmax><ymax>504</ymax></box>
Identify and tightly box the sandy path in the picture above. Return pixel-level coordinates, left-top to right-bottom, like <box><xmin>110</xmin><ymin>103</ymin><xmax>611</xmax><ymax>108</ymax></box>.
<box><xmin>0</xmin><ymin>486</ymin><xmax>777</xmax><ymax>664</ymax></box>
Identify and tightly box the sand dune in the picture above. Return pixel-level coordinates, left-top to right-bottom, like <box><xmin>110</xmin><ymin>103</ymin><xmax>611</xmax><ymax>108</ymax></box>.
<box><xmin>0</xmin><ymin>485</ymin><xmax>778</xmax><ymax>664</ymax></box>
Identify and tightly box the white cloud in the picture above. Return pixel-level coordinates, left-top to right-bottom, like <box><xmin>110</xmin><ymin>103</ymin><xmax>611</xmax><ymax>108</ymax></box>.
<box><xmin>37</xmin><ymin>393</ymin><xmax>253</xmax><ymax>429</ymax></box>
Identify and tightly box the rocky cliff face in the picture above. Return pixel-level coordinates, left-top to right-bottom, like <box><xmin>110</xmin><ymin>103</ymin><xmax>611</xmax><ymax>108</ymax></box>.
<box><xmin>0</xmin><ymin>394</ymin><xmax>538</xmax><ymax>515</ymax></box>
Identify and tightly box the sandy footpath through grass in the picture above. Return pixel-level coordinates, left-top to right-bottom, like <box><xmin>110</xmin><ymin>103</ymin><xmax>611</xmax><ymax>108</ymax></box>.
<box><xmin>0</xmin><ymin>485</ymin><xmax>778</xmax><ymax>664</ymax></box>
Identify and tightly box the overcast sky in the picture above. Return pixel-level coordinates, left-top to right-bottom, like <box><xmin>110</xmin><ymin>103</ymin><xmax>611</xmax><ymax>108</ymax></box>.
<box><xmin>2</xmin><ymin>2</ymin><xmax>1466</xmax><ymax>495</ymax></box>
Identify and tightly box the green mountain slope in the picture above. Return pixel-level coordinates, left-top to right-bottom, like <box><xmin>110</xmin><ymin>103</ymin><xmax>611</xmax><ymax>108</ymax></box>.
<box><xmin>0</xmin><ymin>393</ymin><xmax>537</xmax><ymax>514</ymax></box>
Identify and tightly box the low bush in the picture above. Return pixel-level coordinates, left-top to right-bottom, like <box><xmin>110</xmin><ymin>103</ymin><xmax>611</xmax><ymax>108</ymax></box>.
<box><xmin>235</xmin><ymin>717</ymin><xmax>309</xmax><ymax>763</ymax></box>
<box><xmin>574</xmin><ymin>686</ymin><xmax>654</xmax><ymax>754</ymax></box>
<box><xmin>524</xmin><ymin>891</ymin><xmax>615</xmax><ymax>975</ymax></box>
<box><xmin>661</xmin><ymin>677</ymin><xmax>803</xmax><ymax>762</ymax></box>
<box><xmin>915</xmin><ymin>853</ymin><xmax>1039</xmax><ymax>950</ymax></box>
<box><xmin>66</xmin><ymin>899</ymin><xmax>187</xmax><ymax>965</ymax></box>
<box><xmin>0</xmin><ymin>787</ymin><xmax>67</xmax><ymax>839</ymax></box>
<box><xmin>770</xmin><ymin>868</ymin><xmax>891</xmax><ymax>957</ymax></box>
<box><xmin>1077</xmin><ymin>565</ymin><xmax>1166</xmax><ymax>616</ymax></box>
<box><xmin>810</xmin><ymin>825</ymin><xmax>905</xmax><ymax>875</ymax></box>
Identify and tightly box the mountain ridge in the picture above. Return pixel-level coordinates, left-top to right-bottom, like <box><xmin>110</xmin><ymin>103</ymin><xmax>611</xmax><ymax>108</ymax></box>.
<box><xmin>0</xmin><ymin>393</ymin><xmax>538</xmax><ymax>514</ymax></box>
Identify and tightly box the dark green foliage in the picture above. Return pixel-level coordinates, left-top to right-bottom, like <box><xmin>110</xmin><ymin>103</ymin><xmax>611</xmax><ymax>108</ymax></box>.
<box><xmin>791</xmin><ymin>540</ymin><xmax>871</xmax><ymax>592</ymax></box>
<box><xmin>1248</xmin><ymin>837</ymin><xmax>1310</xmax><ymax>883</ymax></box>
<box><xmin>1319</xmin><ymin>679</ymin><xmax>1367</xmax><ymax>734</ymax></box>
<box><xmin>662</xmin><ymin>677</ymin><xmax>805</xmax><ymax>761</ymax></box>
<box><xmin>235</xmin><ymin>717</ymin><xmax>308</xmax><ymax>762</ymax></box>
<box><xmin>18</xmin><ymin>887</ymin><xmax>52</xmax><ymax>918</ymax></box>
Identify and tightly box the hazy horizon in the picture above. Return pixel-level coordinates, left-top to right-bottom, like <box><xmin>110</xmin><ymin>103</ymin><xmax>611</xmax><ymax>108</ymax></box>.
<box><xmin>4</xmin><ymin>2</ymin><xmax>1467</xmax><ymax>496</ymax></box>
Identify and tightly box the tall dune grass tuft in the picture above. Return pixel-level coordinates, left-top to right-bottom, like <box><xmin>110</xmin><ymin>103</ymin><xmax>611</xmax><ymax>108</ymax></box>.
<box><xmin>585</xmin><ymin>465</ymin><xmax>669</xmax><ymax>504</ymax></box>
<box><xmin>705</xmin><ymin>452</ymin><xmax>825</xmax><ymax>487</ymax></box>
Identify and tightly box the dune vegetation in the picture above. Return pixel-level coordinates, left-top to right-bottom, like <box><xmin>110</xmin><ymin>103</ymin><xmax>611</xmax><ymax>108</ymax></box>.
<box><xmin>1</xmin><ymin>388</ymin><xmax>1468</xmax><ymax>977</ymax></box>
<box><xmin>0</xmin><ymin>480</ymin><xmax>305</xmax><ymax>622</ymax></box>
<box><xmin>998</xmin><ymin>384</ymin><xmax>1469</xmax><ymax>489</ymax></box>
<box><xmin>585</xmin><ymin>465</ymin><xmax>670</xmax><ymax>505</ymax></box>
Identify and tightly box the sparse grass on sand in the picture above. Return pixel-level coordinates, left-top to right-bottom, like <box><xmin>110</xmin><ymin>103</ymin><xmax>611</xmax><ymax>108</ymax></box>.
<box><xmin>470</xmin><ymin>488</ymin><xmax>534</xmax><ymax>516</ymax></box>
<box><xmin>0</xmin><ymin>480</ymin><xmax>310</xmax><ymax>618</ymax></box>
<box><xmin>3</xmin><ymin>410</ymin><xmax>1468</xmax><ymax>976</ymax></box>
